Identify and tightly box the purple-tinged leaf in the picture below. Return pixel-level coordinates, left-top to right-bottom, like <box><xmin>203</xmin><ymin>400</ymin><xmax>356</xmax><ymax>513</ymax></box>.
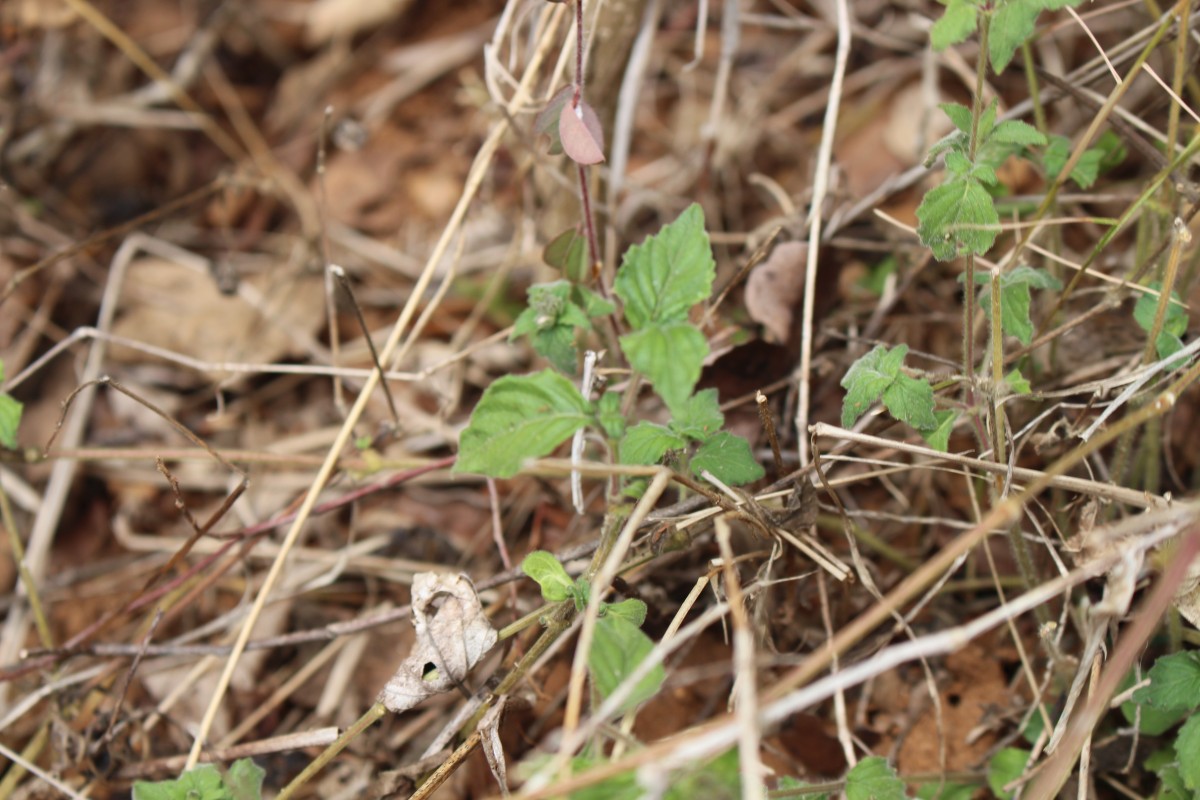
<box><xmin>559</xmin><ymin>98</ymin><xmax>605</xmax><ymax>165</ymax></box>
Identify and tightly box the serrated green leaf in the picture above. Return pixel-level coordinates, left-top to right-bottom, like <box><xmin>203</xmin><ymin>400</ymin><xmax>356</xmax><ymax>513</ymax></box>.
<box><xmin>987</xmin><ymin>747</ymin><xmax>1032</xmax><ymax>800</ymax></box>
<box><xmin>919</xmin><ymin>409</ymin><xmax>958</xmax><ymax>452</ymax></box>
<box><xmin>940</xmin><ymin>102</ymin><xmax>974</xmax><ymax>135</ymax></box>
<box><xmin>133</xmin><ymin>765</ymin><xmax>228</xmax><ymax>800</ymax></box>
<box><xmin>945</xmin><ymin>150</ymin><xmax>973</xmax><ymax>176</ymax></box>
<box><xmin>590</xmin><ymin>614</ymin><xmax>664</xmax><ymax>712</ymax></box>
<box><xmin>596</xmin><ymin>391</ymin><xmax>626</xmax><ymax>439</ymax></box>
<box><xmin>1005</xmin><ymin>368</ymin><xmax>1032</xmax><ymax>395</ymax></box>
<box><xmin>669</xmin><ymin>388</ymin><xmax>725</xmax><ymax>441</ymax></box>
<box><xmin>883</xmin><ymin>373</ymin><xmax>938</xmax><ymax>431</ymax></box>
<box><xmin>1119</xmin><ymin>669</ymin><xmax>1189</xmax><ymax>736</ymax></box>
<box><xmin>1042</xmin><ymin>130</ymin><xmax>1109</xmax><ymax>189</ymax></box>
<box><xmin>972</xmin><ymin>266</ymin><xmax>1062</xmax><ymax>346</ymax></box>
<box><xmin>614</xmin><ymin>203</ymin><xmax>715</xmax><ymax>329</ymax></box>
<box><xmin>1176</xmin><ymin>714</ymin><xmax>1200</xmax><ymax>789</ymax></box>
<box><xmin>989</xmin><ymin>0</ymin><xmax>1082</xmax><ymax>73</ymax></box>
<box><xmin>1133</xmin><ymin>651</ymin><xmax>1200</xmax><ymax>712</ymax></box>
<box><xmin>916</xmin><ymin>175</ymin><xmax>999</xmax><ymax>260</ymax></box>
<box><xmin>931</xmin><ymin>0</ymin><xmax>978</xmax><ymax>50</ymax></box>
<box><xmin>455</xmin><ymin>370</ymin><xmax>591</xmax><ymax>478</ymax></box>
<box><xmin>531</xmin><ymin>326</ymin><xmax>582</xmax><ymax>374</ymax></box>
<box><xmin>575</xmin><ymin>285</ymin><xmax>615</xmax><ymax>318</ymax></box>
<box><xmin>620</xmin><ymin>322</ymin><xmax>709</xmax><ymax>413</ymax></box>
<box><xmin>523</xmin><ymin>551</ymin><xmax>574</xmax><ymax>602</ymax></box>
<box><xmin>604</xmin><ymin>598</ymin><xmax>648</xmax><ymax>627</ymax></box>
<box><xmin>619</xmin><ymin>422</ymin><xmax>686</xmax><ymax>465</ymax></box>
<box><xmin>840</xmin><ymin>345</ymin><xmax>905</xmax><ymax>428</ymax></box>
<box><xmin>0</xmin><ymin>393</ymin><xmax>22</xmax><ymax>449</ymax></box>
<box><xmin>990</xmin><ymin>119</ymin><xmax>1046</xmax><ymax>146</ymax></box>
<box><xmin>845</xmin><ymin>756</ymin><xmax>905</xmax><ymax>800</ymax></box>
<box><xmin>1134</xmin><ymin>283</ymin><xmax>1188</xmax><ymax>338</ymax></box>
<box><xmin>225</xmin><ymin>759</ymin><xmax>265</xmax><ymax>800</ymax></box>
<box><xmin>691</xmin><ymin>431</ymin><xmax>765</xmax><ymax>486</ymax></box>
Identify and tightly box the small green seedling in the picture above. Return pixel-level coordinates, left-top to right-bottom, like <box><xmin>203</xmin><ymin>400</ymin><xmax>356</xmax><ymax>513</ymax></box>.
<box><xmin>132</xmin><ymin>758</ymin><xmax>264</xmax><ymax>800</ymax></box>
<box><xmin>522</xmin><ymin>551</ymin><xmax>665</xmax><ymax>712</ymax></box>
<box><xmin>457</xmin><ymin>205</ymin><xmax>764</xmax><ymax>491</ymax></box>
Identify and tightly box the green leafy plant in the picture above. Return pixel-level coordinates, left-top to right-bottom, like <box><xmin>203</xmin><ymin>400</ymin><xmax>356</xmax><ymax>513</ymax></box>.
<box><xmin>1134</xmin><ymin>281</ymin><xmax>1189</xmax><ymax>364</ymax></box>
<box><xmin>0</xmin><ymin>361</ymin><xmax>22</xmax><ymax>450</ymax></box>
<box><xmin>522</xmin><ymin>551</ymin><xmax>665</xmax><ymax>711</ymax></box>
<box><xmin>840</xmin><ymin>344</ymin><xmax>957</xmax><ymax>451</ymax></box>
<box><xmin>932</xmin><ymin>0</ymin><xmax>1084</xmax><ymax>75</ymax></box>
<box><xmin>457</xmin><ymin>205</ymin><xmax>764</xmax><ymax>489</ymax></box>
<box><xmin>1128</xmin><ymin>650</ymin><xmax>1200</xmax><ymax>794</ymax></box>
<box><xmin>132</xmin><ymin>759</ymin><xmax>264</xmax><ymax>800</ymax></box>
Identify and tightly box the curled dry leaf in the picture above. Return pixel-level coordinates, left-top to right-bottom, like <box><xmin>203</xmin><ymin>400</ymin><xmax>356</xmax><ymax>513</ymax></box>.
<box><xmin>479</xmin><ymin>696</ymin><xmax>510</xmax><ymax>796</ymax></box>
<box><xmin>378</xmin><ymin>573</ymin><xmax>498</xmax><ymax>713</ymax></box>
<box><xmin>745</xmin><ymin>241</ymin><xmax>807</xmax><ymax>344</ymax></box>
<box><xmin>558</xmin><ymin>98</ymin><xmax>605</xmax><ymax>165</ymax></box>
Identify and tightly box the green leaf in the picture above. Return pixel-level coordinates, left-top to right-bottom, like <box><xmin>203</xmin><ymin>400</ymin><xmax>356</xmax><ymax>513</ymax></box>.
<box><xmin>523</xmin><ymin>551</ymin><xmax>575</xmax><ymax>602</ymax></box>
<box><xmin>691</xmin><ymin>431</ymin><xmax>765</xmax><ymax>486</ymax></box>
<box><xmin>882</xmin><ymin>373</ymin><xmax>938</xmax><ymax>431</ymax></box>
<box><xmin>940</xmin><ymin>102</ymin><xmax>974</xmax><ymax>135</ymax></box>
<box><xmin>1176</xmin><ymin>714</ymin><xmax>1200</xmax><ymax>789</ymax></box>
<box><xmin>603</xmin><ymin>598</ymin><xmax>648</xmax><ymax>627</ymax></box>
<box><xmin>1119</xmin><ymin>669</ymin><xmax>1188</xmax><ymax>736</ymax></box>
<box><xmin>596</xmin><ymin>391</ymin><xmax>626</xmax><ymax>440</ymax></box>
<box><xmin>916</xmin><ymin>782</ymin><xmax>976</xmax><ymax>800</ymax></box>
<box><xmin>225</xmin><ymin>759</ymin><xmax>265</xmax><ymax>800</ymax></box>
<box><xmin>669</xmin><ymin>388</ymin><xmax>725</xmax><ymax>441</ymax></box>
<box><xmin>133</xmin><ymin>765</ymin><xmax>229</xmax><ymax>800</ymax></box>
<box><xmin>845</xmin><ymin>756</ymin><xmax>905</xmax><ymax>800</ymax></box>
<box><xmin>620</xmin><ymin>322</ymin><xmax>709</xmax><ymax>413</ymax></box>
<box><xmin>1134</xmin><ymin>283</ymin><xmax>1189</xmax><ymax>338</ymax></box>
<box><xmin>619</xmin><ymin>422</ymin><xmax>686</xmax><ymax>465</ymax></box>
<box><xmin>575</xmin><ymin>285</ymin><xmax>615</xmax><ymax>318</ymax></box>
<box><xmin>0</xmin><ymin>393</ymin><xmax>21</xmax><ymax>449</ymax></box>
<box><xmin>455</xmin><ymin>370</ymin><xmax>591</xmax><ymax>477</ymax></box>
<box><xmin>990</xmin><ymin>119</ymin><xmax>1047</xmax><ymax>147</ymax></box>
<box><xmin>916</xmin><ymin>174</ymin><xmax>999</xmax><ymax>260</ymax></box>
<box><xmin>1133</xmin><ymin>651</ymin><xmax>1200</xmax><ymax>712</ymax></box>
<box><xmin>544</xmin><ymin>227</ymin><xmax>590</xmax><ymax>283</ymax></box>
<box><xmin>971</xmin><ymin>266</ymin><xmax>1063</xmax><ymax>346</ymax></box>
<box><xmin>987</xmin><ymin>748</ymin><xmax>1032</xmax><ymax>800</ymax></box>
<box><xmin>840</xmin><ymin>344</ymin><xmax>906</xmax><ymax>428</ymax></box>
<box><xmin>512</xmin><ymin>281</ymin><xmax>593</xmax><ymax>373</ymax></box>
<box><xmin>918</xmin><ymin>409</ymin><xmax>958</xmax><ymax>452</ymax></box>
<box><xmin>776</xmin><ymin>776</ymin><xmax>828</xmax><ymax>800</ymax></box>
<box><xmin>666</xmin><ymin>748</ymin><xmax>741</xmax><ymax>800</ymax></box>
<box><xmin>589</xmin><ymin>614</ymin><xmax>665</xmax><ymax>712</ymax></box>
<box><xmin>931</xmin><ymin>0</ymin><xmax>978</xmax><ymax>50</ymax></box>
<box><xmin>1005</xmin><ymin>368</ymin><xmax>1032</xmax><ymax>395</ymax></box>
<box><xmin>614</xmin><ymin>203</ymin><xmax>715</xmax><ymax>329</ymax></box>
<box><xmin>989</xmin><ymin>0</ymin><xmax>1083</xmax><ymax>73</ymax></box>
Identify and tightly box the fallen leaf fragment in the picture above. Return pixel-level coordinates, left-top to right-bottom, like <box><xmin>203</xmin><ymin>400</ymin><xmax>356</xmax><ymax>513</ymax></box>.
<box><xmin>378</xmin><ymin>573</ymin><xmax>498</xmax><ymax>713</ymax></box>
<box><xmin>745</xmin><ymin>241</ymin><xmax>807</xmax><ymax>344</ymax></box>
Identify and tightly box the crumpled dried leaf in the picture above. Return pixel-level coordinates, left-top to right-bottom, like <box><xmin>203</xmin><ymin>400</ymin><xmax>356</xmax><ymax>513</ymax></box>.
<box><xmin>479</xmin><ymin>696</ymin><xmax>510</xmax><ymax>796</ymax></box>
<box><xmin>745</xmin><ymin>241</ymin><xmax>807</xmax><ymax>344</ymax></box>
<box><xmin>378</xmin><ymin>573</ymin><xmax>498</xmax><ymax>713</ymax></box>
